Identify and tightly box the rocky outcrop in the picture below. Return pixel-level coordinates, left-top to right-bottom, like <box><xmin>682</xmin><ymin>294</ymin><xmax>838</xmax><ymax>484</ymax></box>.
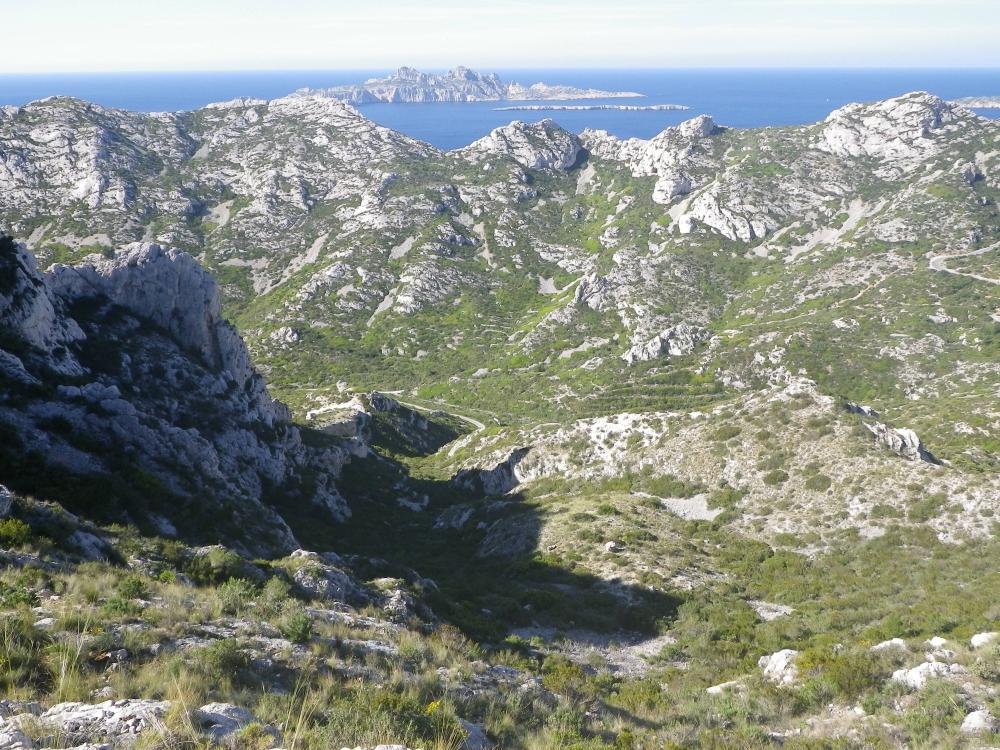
<box><xmin>621</xmin><ymin>323</ymin><xmax>709</xmax><ymax>363</ymax></box>
<box><xmin>864</xmin><ymin>421</ymin><xmax>938</xmax><ymax>464</ymax></box>
<box><xmin>816</xmin><ymin>93</ymin><xmax>972</xmax><ymax>176</ymax></box>
<box><xmin>583</xmin><ymin>115</ymin><xmax>721</xmax><ymax>204</ymax></box>
<box><xmin>460</xmin><ymin>120</ymin><xmax>582</xmax><ymax>171</ymax></box>
<box><xmin>288</xmin><ymin>550</ymin><xmax>367</xmax><ymax>605</ymax></box>
<box><xmin>960</xmin><ymin>709</ymin><xmax>998</xmax><ymax>734</ymax></box>
<box><xmin>0</xmin><ymin>699</ymin><xmax>274</xmax><ymax>748</ymax></box>
<box><xmin>453</xmin><ymin>447</ymin><xmax>531</xmax><ymax>496</ymax></box>
<box><xmin>0</xmin><ymin>237</ymin><xmax>350</xmax><ymax>556</ymax></box>
<box><xmin>293</xmin><ymin>66</ymin><xmax>640</xmax><ymax>104</ymax></box>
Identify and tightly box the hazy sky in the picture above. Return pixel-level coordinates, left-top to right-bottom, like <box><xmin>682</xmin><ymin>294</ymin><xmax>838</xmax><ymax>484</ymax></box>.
<box><xmin>5</xmin><ymin>0</ymin><xmax>998</xmax><ymax>73</ymax></box>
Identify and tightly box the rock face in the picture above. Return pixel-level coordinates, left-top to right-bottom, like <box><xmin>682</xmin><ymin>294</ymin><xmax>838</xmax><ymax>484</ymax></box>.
<box><xmin>460</xmin><ymin>120</ymin><xmax>582</xmax><ymax>171</ymax></box>
<box><xmin>293</xmin><ymin>66</ymin><xmax>640</xmax><ymax>104</ymax></box>
<box><xmin>0</xmin><ymin>237</ymin><xmax>349</xmax><ymax>556</ymax></box>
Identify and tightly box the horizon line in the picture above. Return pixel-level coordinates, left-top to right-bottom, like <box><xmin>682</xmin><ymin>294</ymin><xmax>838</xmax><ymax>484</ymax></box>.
<box><xmin>2</xmin><ymin>64</ymin><xmax>1000</xmax><ymax>76</ymax></box>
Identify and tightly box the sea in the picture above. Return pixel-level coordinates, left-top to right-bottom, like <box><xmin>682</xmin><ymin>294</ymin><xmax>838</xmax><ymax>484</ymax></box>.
<box><xmin>1</xmin><ymin>68</ymin><xmax>998</xmax><ymax>150</ymax></box>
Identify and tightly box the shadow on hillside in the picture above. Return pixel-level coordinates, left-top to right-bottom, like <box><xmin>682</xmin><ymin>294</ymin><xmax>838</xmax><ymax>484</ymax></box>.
<box><xmin>272</xmin><ymin>434</ymin><xmax>683</xmax><ymax>643</ymax></box>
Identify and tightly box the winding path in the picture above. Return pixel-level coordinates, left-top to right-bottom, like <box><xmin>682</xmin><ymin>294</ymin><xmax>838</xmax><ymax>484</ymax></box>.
<box><xmin>928</xmin><ymin>242</ymin><xmax>1000</xmax><ymax>286</ymax></box>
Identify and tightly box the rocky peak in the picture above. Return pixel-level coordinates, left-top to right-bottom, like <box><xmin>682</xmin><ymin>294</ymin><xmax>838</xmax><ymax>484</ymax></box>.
<box><xmin>459</xmin><ymin>119</ymin><xmax>582</xmax><ymax>171</ymax></box>
<box><xmin>583</xmin><ymin>114</ymin><xmax>723</xmax><ymax>204</ymax></box>
<box><xmin>816</xmin><ymin>92</ymin><xmax>970</xmax><ymax>173</ymax></box>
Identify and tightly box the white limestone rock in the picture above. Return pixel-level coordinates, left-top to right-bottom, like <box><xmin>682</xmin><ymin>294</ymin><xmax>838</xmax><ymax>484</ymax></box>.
<box><xmin>621</xmin><ymin>324</ymin><xmax>709</xmax><ymax>363</ymax></box>
<box><xmin>971</xmin><ymin>632</ymin><xmax>998</xmax><ymax>649</ymax></box>
<box><xmin>35</xmin><ymin>699</ymin><xmax>170</xmax><ymax>743</ymax></box>
<box><xmin>459</xmin><ymin>120</ymin><xmax>581</xmax><ymax>171</ymax></box>
<box><xmin>583</xmin><ymin>115</ymin><xmax>720</xmax><ymax>205</ymax></box>
<box><xmin>194</xmin><ymin>703</ymin><xmax>276</xmax><ymax>741</ymax></box>
<box><xmin>960</xmin><ymin>709</ymin><xmax>998</xmax><ymax>734</ymax></box>
<box><xmin>816</xmin><ymin>92</ymin><xmax>970</xmax><ymax>176</ymax></box>
<box><xmin>758</xmin><ymin>649</ymin><xmax>799</xmax><ymax>685</ymax></box>
<box><xmin>891</xmin><ymin>660</ymin><xmax>966</xmax><ymax>690</ymax></box>
<box><xmin>871</xmin><ymin>638</ymin><xmax>909</xmax><ymax>653</ymax></box>
<box><xmin>864</xmin><ymin>421</ymin><xmax>937</xmax><ymax>463</ymax></box>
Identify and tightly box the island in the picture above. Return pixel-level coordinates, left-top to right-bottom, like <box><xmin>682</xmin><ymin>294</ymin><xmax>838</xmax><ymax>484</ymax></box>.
<box><xmin>951</xmin><ymin>96</ymin><xmax>1000</xmax><ymax>109</ymax></box>
<box><xmin>495</xmin><ymin>103</ymin><xmax>689</xmax><ymax>112</ymax></box>
<box><xmin>292</xmin><ymin>66</ymin><xmax>643</xmax><ymax>104</ymax></box>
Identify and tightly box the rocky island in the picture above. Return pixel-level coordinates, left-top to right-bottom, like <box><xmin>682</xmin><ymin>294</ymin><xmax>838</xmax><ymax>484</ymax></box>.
<box><xmin>292</xmin><ymin>65</ymin><xmax>643</xmax><ymax>103</ymax></box>
<box><xmin>495</xmin><ymin>103</ymin><xmax>689</xmax><ymax>112</ymax></box>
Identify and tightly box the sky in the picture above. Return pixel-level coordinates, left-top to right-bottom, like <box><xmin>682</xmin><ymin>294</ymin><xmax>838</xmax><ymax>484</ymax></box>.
<box><xmin>3</xmin><ymin>0</ymin><xmax>998</xmax><ymax>73</ymax></box>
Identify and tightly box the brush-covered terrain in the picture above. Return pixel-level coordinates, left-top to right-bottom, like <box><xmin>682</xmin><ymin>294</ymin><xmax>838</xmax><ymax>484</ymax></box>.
<box><xmin>0</xmin><ymin>90</ymin><xmax>998</xmax><ymax>749</ymax></box>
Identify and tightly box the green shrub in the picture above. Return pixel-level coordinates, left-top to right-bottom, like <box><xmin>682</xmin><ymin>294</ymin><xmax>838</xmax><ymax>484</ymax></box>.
<box><xmin>0</xmin><ymin>518</ymin><xmax>33</xmax><ymax>547</ymax></box>
<box><xmin>804</xmin><ymin>474</ymin><xmax>832</xmax><ymax>492</ymax></box>
<box><xmin>712</xmin><ymin>425</ymin><xmax>742</xmax><ymax>442</ymax></box>
<box><xmin>902</xmin><ymin>680</ymin><xmax>966</xmax><ymax>745</ymax></box>
<box><xmin>217</xmin><ymin>578</ymin><xmax>257</xmax><ymax>616</ymax></box>
<box><xmin>117</xmin><ymin>575</ymin><xmax>149</xmax><ymax>600</ymax></box>
<box><xmin>194</xmin><ymin>639</ymin><xmax>250</xmax><ymax>680</ymax></box>
<box><xmin>0</xmin><ymin>582</ymin><xmax>38</xmax><ymax>608</ymax></box>
<box><xmin>762</xmin><ymin>470</ymin><xmax>789</xmax><ymax>486</ymax></box>
<box><xmin>0</xmin><ymin>615</ymin><xmax>52</xmax><ymax>692</ymax></box>
<box><xmin>278</xmin><ymin>608</ymin><xmax>313</xmax><ymax>644</ymax></box>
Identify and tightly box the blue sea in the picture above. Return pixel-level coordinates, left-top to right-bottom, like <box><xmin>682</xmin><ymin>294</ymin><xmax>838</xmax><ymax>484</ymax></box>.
<box><xmin>0</xmin><ymin>68</ymin><xmax>997</xmax><ymax>150</ymax></box>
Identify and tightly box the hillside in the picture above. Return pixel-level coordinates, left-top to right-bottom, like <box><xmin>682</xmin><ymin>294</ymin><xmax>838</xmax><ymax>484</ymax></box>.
<box><xmin>0</xmin><ymin>91</ymin><xmax>997</xmax><ymax>749</ymax></box>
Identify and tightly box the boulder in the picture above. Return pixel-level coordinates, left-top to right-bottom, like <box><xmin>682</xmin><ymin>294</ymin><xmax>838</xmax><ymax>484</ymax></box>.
<box><xmin>34</xmin><ymin>699</ymin><xmax>170</xmax><ymax>743</ymax></box>
<box><xmin>864</xmin><ymin>421</ymin><xmax>938</xmax><ymax>463</ymax></box>
<box><xmin>960</xmin><ymin>709</ymin><xmax>997</xmax><ymax>734</ymax></box>
<box><xmin>970</xmin><ymin>631</ymin><xmax>998</xmax><ymax>649</ymax></box>
<box><xmin>871</xmin><ymin>637</ymin><xmax>908</xmax><ymax>652</ymax></box>
<box><xmin>291</xmin><ymin>554</ymin><xmax>364</xmax><ymax>605</ymax></box>
<box><xmin>758</xmin><ymin>649</ymin><xmax>798</xmax><ymax>685</ymax></box>
<box><xmin>891</xmin><ymin>660</ymin><xmax>966</xmax><ymax>689</ymax></box>
<box><xmin>194</xmin><ymin>703</ymin><xmax>276</xmax><ymax>741</ymax></box>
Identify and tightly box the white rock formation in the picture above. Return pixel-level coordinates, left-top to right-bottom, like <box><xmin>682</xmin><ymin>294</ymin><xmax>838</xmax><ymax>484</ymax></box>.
<box><xmin>460</xmin><ymin>120</ymin><xmax>582</xmax><ymax>171</ymax></box>
<box><xmin>871</xmin><ymin>637</ymin><xmax>909</xmax><ymax>652</ymax></box>
<box><xmin>891</xmin><ymin>660</ymin><xmax>966</xmax><ymax>690</ymax></box>
<box><xmin>621</xmin><ymin>323</ymin><xmax>709</xmax><ymax>363</ymax></box>
<box><xmin>960</xmin><ymin>709</ymin><xmax>998</xmax><ymax>734</ymax></box>
<box><xmin>758</xmin><ymin>649</ymin><xmax>799</xmax><ymax>685</ymax></box>
<box><xmin>864</xmin><ymin>421</ymin><xmax>937</xmax><ymax>463</ymax></box>
<box><xmin>970</xmin><ymin>631</ymin><xmax>998</xmax><ymax>649</ymax></box>
<box><xmin>816</xmin><ymin>93</ymin><xmax>967</xmax><ymax>176</ymax></box>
